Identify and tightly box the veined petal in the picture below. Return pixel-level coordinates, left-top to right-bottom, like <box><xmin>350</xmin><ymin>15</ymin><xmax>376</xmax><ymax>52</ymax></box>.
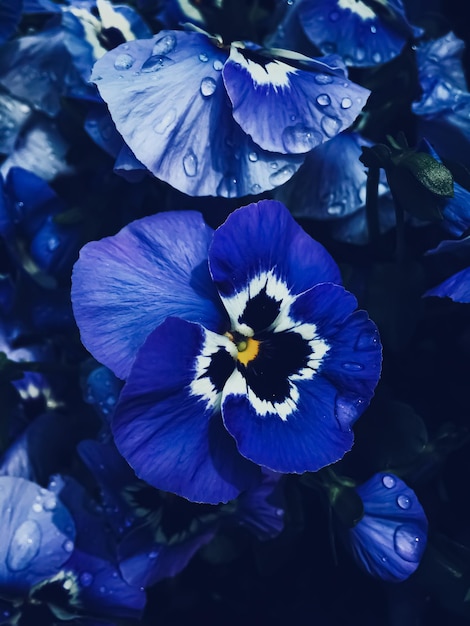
<box><xmin>112</xmin><ymin>317</ymin><xmax>260</xmax><ymax>504</ymax></box>
<box><xmin>71</xmin><ymin>211</ymin><xmax>224</xmax><ymax>380</ymax></box>
<box><xmin>222</xmin><ymin>283</ymin><xmax>381</xmax><ymax>473</ymax></box>
<box><xmin>92</xmin><ymin>31</ymin><xmax>303</xmax><ymax>196</ymax></box>
<box><xmin>223</xmin><ymin>45</ymin><xmax>369</xmax><ymax>154</ymax></box>
<box><xmin>209</xmin><ymin>199</ymin><xmax>341</xmax><ymax>330</ymax></box>
<box><xmin>299</xmin><ymin>0</ymin><xmax>419</xmax><ymax>67</ymax></box>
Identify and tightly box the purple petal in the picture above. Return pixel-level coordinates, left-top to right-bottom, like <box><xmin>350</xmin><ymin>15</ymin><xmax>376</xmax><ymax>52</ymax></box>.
<box><xmin>71</xmin><ymin>211</ymin><xmax>224</xmax><ymax>379</ymax></box>
<box><xmin>223</xmin><ymin>45</ymin><xmax>369</xmax><ymax>154</ymax></box>
<box><xmin>112</xmin><ymin>317</ymin><xmax>260</xmax><ymax>504</ymax></box>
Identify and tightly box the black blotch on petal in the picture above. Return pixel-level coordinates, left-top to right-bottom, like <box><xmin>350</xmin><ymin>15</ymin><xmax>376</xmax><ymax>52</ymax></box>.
<box><xmin>239</xmin><ymin>286</ymin><xmax>281</xmax><ymax>332</ymax></box>
<box><xmin>200</xmin><ymin>348</ymin><xmax>234</xmax><ymax>393</ymax></box>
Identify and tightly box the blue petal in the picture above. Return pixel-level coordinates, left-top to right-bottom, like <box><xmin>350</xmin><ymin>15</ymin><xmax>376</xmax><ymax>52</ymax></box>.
<box><xmin>424</xmin><ymin>267</ymin><xmax>470</xmax><ymax>303</ymax></box>
<box><xmin>346</xmin><ymin>473</ymin><xmax>428</xmax><ymax>582</ymax></box>
<box><xmin>72</xmin><ymin>211</ymin><xmax>224</xmax><ymax>379</ymax></box>
<box><xmin>209</xmin><ymin>200</ymin><xmax>342</xmax><ymax>317</ymax></box>
<box><xmin>112</xmin><ymin>317</ymin><xmax>260</xmax><ymax>504</ymax></box>
<box><xmin>92</xmin><ymin>31</ymin><xmax>303</xmax><ymax>196</ymax></box>
<box><xmin>0</xmin><ymin>476</ymin><xmax>76</xmax><ymax>595</ymax></box>
<box><xmin>0</xmin><ymin>92</ymin><xmax>31</xmax><ymax>155</ymax></box>
<box><xmin>223</xmin><ymin>45</ymin><xmax>369</xmax><ymax>154</ymax></box>
<box><xmin>276</xmin><ymin>131</ymin><xmax>389</xmax><ymax>219</ymax></box>
<box><xmin>298</xmin><ymin>0</ymin><xmax>419</xmax><ymax>67</ymax></box>
<box><xmin>0</xmin><ymin>0</ymin><xmax>21</xmax><ymax>43</ymax></box>
<box><xmin>221</xmin><ymin>283</ymin><xmax>381</xmax><ymax>473</ymax></box>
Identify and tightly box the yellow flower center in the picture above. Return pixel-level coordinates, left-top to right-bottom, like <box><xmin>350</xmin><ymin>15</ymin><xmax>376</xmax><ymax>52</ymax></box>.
<box><xmin>236</xmin><ymin>336</ymin><xmax>260</xmax><ymax>366</ymax></box>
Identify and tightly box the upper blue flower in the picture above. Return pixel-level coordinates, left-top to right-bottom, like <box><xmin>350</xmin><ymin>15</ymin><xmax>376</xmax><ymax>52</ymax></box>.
<box><xmin>339</xmin><ymin>472</ymin><xmax>428</xmax><ymax>582</ymax></box>
<box><xmin>72</xmin><ymin>199</ymin><xmax>382</xmax><ymax>503</ymax></box>
<box><xmin>268</xmin><ymin>0</ymin><xmax>421</xmax><ymax>67</ymax></box>
<box><xmin>91</xmin><ymin>29</ymin><xmax>370</xmax><ymax>196</ymax></box>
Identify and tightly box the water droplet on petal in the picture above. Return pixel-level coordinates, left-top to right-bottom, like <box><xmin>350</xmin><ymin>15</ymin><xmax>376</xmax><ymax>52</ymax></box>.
<box><xmin>43</xmin><ymin>497</ymin><xmax>57</xmax><ymax>511</ymax></box>
<box><xmin>217</xmin><ymin>175</ymin><xmax>238</xmax><ymax>198</ymax></box>
<box><xmin>372</xmin><ymin>51</ymin><xmax>382</xmax><ymax>64</ymax></box>
<box><xmin>382</xmin><ymin>475</ymin><xmax>396</xmax><ymax>489</ymax></box>
<box><xmin>275</xmin><ymin>508</ymin><xmax>284</xmax><ymax>517</ymax></box>
<box><xmin>321</xmin><ymin>115</ymin><xmax>342</xmax><ymax>137</ymax></box>
<box><xmin>248</xmin><ymin>151</ymin><xmax>258</xmax><ymax>162</ymax></box>
<box><xmin>99</xmin><ymin>585</ymin><xmax>106</xmax><ymax>594</ymax></box>
<box><xmin>394</xmin><ymin>524</ymin><xmax>425</xmax><ymax>562</ymax></box>
<box><xmin>314</xmin><ymin>73</ymin><xmax>334</xmax><ymax>85</ymax></box>
<box><xmin>316</xmin><ymin>94</ymin><xmax>331</xmax><ymax>106</ymax></box>
<box><xmin>47</xmin><ymin>237</ymin><xmax>60</xmax><ymax>252</ymax></box>
<box><xmin>114</xmin><ymin>53</ymin><xmax>135</xmax><ymax>71</ymax></box>
<box><xmin>152</xmin><ymin>34</ymin><xmax>176</xmax><ymax>56</ymax></box>
<box><xmin>200</xmin><ymin>76</ymin><xmax>216</xmax><ymax>97</ymax></box>
<box><xmin>341</xmin><ymin>97</ymin><xmax>352</xmax><ymax>109</ymax></box>
<box><xmin>335</xmin><ymin>396</ymin><xmax>365</xmax><ymax>431</ymax></box>
<box><xmin>183</xmin><ymin>150</ymin><xmax>198</xmax><ymax>177</ymax></box>
<box><xmin>213</xmin><ymin>59</ymin><xmax>223</xmax><ymax>71</ymax></box>
<box><xmin>370</xmin><ymin>25</ymin><xmax>377</xmax><ymax>34</ymax></box>
<box><xmin>63</xmin><ymin>539</ymin><xmax>74</xmax><ymax>553</ymax></box>
<box><xmin>153</xmin><ymin>108</ymin><xmax>177</xmax><ymax>134</ymax></box>
<box><xmin>282</xmin><ymin>124</ymin><xmax>322</xmax><ymax>152</ymax></box>
<box><xmin>342</xmin><ymin>362</ymin><xmax>364</xmax><ymax>371</ymax></box>
<box><xmin>32</xmin><ymin>502</ymin><xmax>43</xmax><ymax>513</ymax></box>
<box><xmin>199</xmin><ymin>53</ymin><xmax>209</xmax><ymax>62</ymax></box>
<box><xmin>7</xmin><ymin>520</ymin><xmax>42</xmax><ymax>571</ymax></box>
<box><xmin>355</xmin><ymin>329</ymin><xmax>380</xmax><ymax>350</ymax></box>
<box><xmin>141</xmin><ymin>55</ymin><xmax>174</xmax><ymax>72</ymax></box>
<box><xmin>356</xmin><ymin>47</ymin><xmax>366</xmax><ymax>62</ymax></box>
<box><xmin>397</xmin><ymin>494</ymin><xmax>411</xmax><ymax>510</ymax></box>
<box><xmin>269</xmin><ymin>165</ymin><xmax>297</xmax><ymax>186</ymax></box>
<box><xmin>251</xmin><ymin>183</ymin><xmax>261</xmax><ymax>194</ymax></box>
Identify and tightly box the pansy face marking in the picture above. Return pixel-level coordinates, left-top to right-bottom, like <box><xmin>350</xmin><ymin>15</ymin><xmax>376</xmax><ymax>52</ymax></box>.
<box><xmin>338</xmin><ymin>0</ymin><xmax>375</xmax><ymax>20</ymax></box>
<box><xmin>191</xmin><ymin>269</ymin><xmax>330</xmax><ymax>422</ymax></box>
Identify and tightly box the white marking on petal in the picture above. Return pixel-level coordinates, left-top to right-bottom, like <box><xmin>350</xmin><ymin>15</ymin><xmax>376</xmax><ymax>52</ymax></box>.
<box><xmin>68</xmin><ymin>6</ymin><xmax>106</xmax><ymax>60</ymax></box>
<box><xmin>222</xmin><ymin>269</ymin><xmax>295</xmax><ymax>333</ymax></box>
<box><xmin>338</xmin><ymin>0</ymin><xmax>375</xmax><ymax>20</ymax></box>
<box><xmin>230</xmin><ymin>46</ymin><xmax>297</xmax><ymax>89</ymax></box>
<box><xmin>190</xmin><ymin>329</ymin><xmax>236</xmax><ymax>411</ymax></box>
<box><xmin>97</xmin><ymin>0</ymin><xmax>136</xmax><ymax>42</ymax></box>
<box><xmin>176</xmin><ymin>0</ymin><xmax>205</xmax><ymax>23</ymax></box>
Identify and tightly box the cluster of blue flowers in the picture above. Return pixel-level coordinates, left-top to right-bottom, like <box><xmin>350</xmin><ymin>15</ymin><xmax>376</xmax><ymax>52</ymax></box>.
<box><xmin>1</xmin><ymin>0</ymin><xmax>470</xmax><ymax>624</ymax></box>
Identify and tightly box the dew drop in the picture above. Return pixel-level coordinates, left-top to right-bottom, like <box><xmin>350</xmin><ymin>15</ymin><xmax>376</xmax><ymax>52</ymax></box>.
<box><xmin>282</xmin><ymin>124</ymin><xmax>322</xmax><ymax>152</ymax></box>
<box><xmin>275</xmin><ymin>508</ymin><xmax>284</xmax><ymax>517</ymax></box>
<box><xmin>394</xmin><ymin>524</ymin><xmax>425</xmax><ymax>562</ymax></box>
<box><xmin>355</xmin><ymin>329</ymin><xmax>380</xmax><ymax>350</ymax></box>
<box><xmin>63</xmin><ymin>539</ymin><xmax>74</xmax><ymax>553</ymax></box>
<box><xmin>397</xmin><ymin>494</ymin><xmax>411</xmax><ymax>510</ymax></box>
<box><xmin>199</xmin><ymin>53</ymin><xmax>209</xmax><ymax>62</ymax></box>
<box><xmin>341</xmin><ymin>362</ymin><xmax>364</xmax><ymax>371</ymax></box>
<box><xmin>47</xmin><ymin>237</ymin><xmax>60</xmax><ymax>252</ymax></box>
<box><xmin>32</xmin><ymin>502</ymin><xmax>43</xmax><ymax>513</ymax></box>
<box><xmin>99</xmin><ymin>585</ymin><xmax>107</xmax><ymax>594</ymax></box>
<box><xmin>217</xmin><ymin>175</ymin><xmax>238</xmax><ymax>198</ymax></box>
<box><xmin>341</xmin><ymin>97</ymin><xmax>352</xmax><ymax>109</ymax></box>
<box><xmin>314</xmin><ymin>73</ymin><xmax>334</xmax><ymax>85</ymax></box>
<box><xmin>321</xmin><ymin>115</ymin><xmax>342</xmax><ymax>137</ymax></box>
<box><xmin>269</xmin><ymin>165</ymin><xmax>297</xmax><ymax>186</ymax></box>
<box><xmin>152</xmin><ymin>33</ymin><xmax>176</xmax><ymax>56</ymax></box>
<box><xmin>251</xmin><ymin>183</ymin><xmax>261</xmax><ymax>194</ymax></box>
<box><xmin>113</xmin><ymin>53</ymin><xmax>135</xmax><ymax>71</ymax></box>
<box><xmin>316</xmin><ymin>93</ymin><xmax>331</xmax><ymax>107</ymax></box>
<box><xmin>372</xmin><ymin>51</ymin><xmax>382</xmax><ymax>64</ymax></box>
<box><xmin>153</xmin><ymin>108</ymin><xmax>176</xmax><ymax>134</ymax></box>
<box><xmin>370</xmin><ymin>25</ymin><xmax>377</xmax><ymax>34</ymax></box>
<box><xmin>43</xmin><ymin>497</ymin><xmax>57</xmax><ymax>511</ymax></box>
<box><xmin>335</xmin><ymin>396</ymin><xmax>365</xmax><ymax>431</ymax></box>
<box><xmin>141</xmin><ymin>54</ymin><xmax>173</xmax><ymax>73</ymax></box>
<box><xmin>200</xmin><ymin>76</ymin><xmax>216</xmax><ymax>97</ymax></box>
<box><xmin>248</xmin><ymin>151</ymin><xmax>258</xmax><ymax>162</ymax></box>
<box><xmin>213</xmin><ymin>59</ymin><xmax>223</xmax><ymax>71</ymax></box>
<box><xmin>183</xmin><ymin>150</ymin><xmax>198</xmax><ymax>177</ymax></box>
<box><xmin>356</xmin><ymin>47</ymin><xmax>366</xmax><ymax>62</ymax></box>
<box><xmin>382</xmin><ymin>475</ymin><xmax>396</xmax><ymax>489</ymax></box>
<box><xmin>7</xmin><ymin>520</ymin><xmax>42</xmax><ymax>571</ymax></box>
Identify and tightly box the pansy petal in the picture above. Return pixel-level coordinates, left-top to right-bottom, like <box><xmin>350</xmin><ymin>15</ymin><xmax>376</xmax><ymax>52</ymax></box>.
<box><xmin>0</xmin><ymin>476</ymin><xmax>76</xmax><ymax>595</ymax></box>
<box><xmin>71</xmin><ymin>211</ymin><xmax>224</xmax><ymax>379</ymax></box>
<box><xmin>223</xmin><ymin>45</ymin><xmax>369</xmax><ymax>154</ymax></box>
<box><xmin>92</xmin><ymin>31</ymin><xmax>303</xmax><ymax>196</ymax></box>
<box><xmin>112</xmin><ymin>317</ymin><xmax>260</xmax><ymax>504</ymax></box>
<box><xmin>209</xmin><ymin>200</ymin><xmax>341</xmax><ymax>326</ymax></box>
<box><xmin>298</xmin><ymin>0</ymin><xmax>419</xmax><ymax>67</ymax></box>
<box><xmin>424</xmin><ymin>268</ymin><xmax>470</xmax><ymax>303</ymax></box>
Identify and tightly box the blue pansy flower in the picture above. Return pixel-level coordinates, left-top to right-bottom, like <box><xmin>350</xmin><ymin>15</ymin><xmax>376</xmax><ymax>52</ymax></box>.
<box><xmin>268</xmin><ymin>0</ymin><xmax>421</xmax><ymax>67</ymax></box>
<box><xmin>339</xmin><ymin>472</ymin><xmax>428</xmax><ymax>582</ymax></box>
<box><xmin>91</xmin><ymin>29</ymin><xmax>369</xmax><ymax>196</ymax></box>
<box><xmin>72</xmin><ymin>199</ymin><xmax>382</xmax><ymax>504</ymax></box>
